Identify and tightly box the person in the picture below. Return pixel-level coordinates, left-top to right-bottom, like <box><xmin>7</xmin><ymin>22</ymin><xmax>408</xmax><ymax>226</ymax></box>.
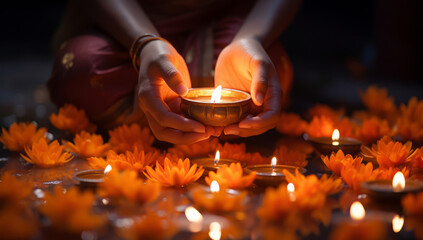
<box><xmin>47</xmin><ymin>0</ymin><xmax>301</xmax><ymax>144</ymax></box>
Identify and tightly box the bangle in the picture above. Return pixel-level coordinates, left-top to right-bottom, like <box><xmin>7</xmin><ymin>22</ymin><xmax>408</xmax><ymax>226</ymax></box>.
<box><xmin>129</xmin><ymin>34</ymin><xmax>170</xmax><ymax>72</ymax></box>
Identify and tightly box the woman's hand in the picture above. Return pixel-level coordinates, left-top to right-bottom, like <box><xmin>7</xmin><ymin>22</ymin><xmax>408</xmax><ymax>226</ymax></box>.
<box><xmin>215</xmin><ymin>38</ymin><xmax>282</xmax><ymax>137</ymax></box>
<box><xmin>135</xmin><ymin>40</ymin><xmax>215</xmax><ymax>144</ymax></box>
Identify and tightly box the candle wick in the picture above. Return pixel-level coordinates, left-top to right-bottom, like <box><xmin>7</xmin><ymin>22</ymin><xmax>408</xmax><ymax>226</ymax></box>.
<box><xmin>214</xmin><ymin>159</ymin><xmax>218</xmax><ymax>165</ymax></box>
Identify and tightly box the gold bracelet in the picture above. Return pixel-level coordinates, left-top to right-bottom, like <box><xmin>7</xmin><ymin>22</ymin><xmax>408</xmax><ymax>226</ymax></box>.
<box><xmin>129</xmin><ymin>35</ymin><xmax>170</xmax><ymax>72</ymax></box>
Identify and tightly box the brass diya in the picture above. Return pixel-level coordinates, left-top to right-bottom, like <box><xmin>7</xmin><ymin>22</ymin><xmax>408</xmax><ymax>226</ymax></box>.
<box><xmin>74</xmin><ymin>169</ymin><xmax>106</xmax><ymax>188</ymax></box>
<box><xmin>180</xmin><ymin>88</ymin><xmax>251</xmax><ymax>126</ymax></box>
<box><xmin>309</xmin><ymin>137</ymin><xmax>362</xmax><ymax>156</ymax></box>
<box><xmin>244</xmin><ymin>164</ymin><xmax>306</xmax><ymax>187</ymax></box>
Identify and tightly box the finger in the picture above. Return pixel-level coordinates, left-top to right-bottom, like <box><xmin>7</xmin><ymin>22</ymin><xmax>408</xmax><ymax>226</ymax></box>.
<box><xmin>238</xmin><ymin>110</ymin><xmax>279</xmax><ymax>129</ymax></box>
<box><xmin>138</xmin><ymin>87</ymin><xmax>205</xmax><ymax>133</ymax></box>
<box><xmin>250</xmin><ymin>58</ymin><xmax>271</xmax><ymax>106</ymax></box>
<box><xmin>223</xmin><ymin>124</ymin><xmax>272</xmax><ymax>137</ymax></box>
<box><xmin>156</xmin><ymin>59</ymin><xmax>188</xmax><ymax>96</ymax></box>
<box><xmin>146</xmin><ymin>113</ymin><xmax>211</xmax><ymax>144</ymax></box>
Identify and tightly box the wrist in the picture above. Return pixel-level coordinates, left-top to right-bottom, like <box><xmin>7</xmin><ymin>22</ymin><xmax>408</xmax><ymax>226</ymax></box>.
<box><xmin>130</xmin><ymin>34</ymin><xmax>170</xmax><ymax>71</ymax></box>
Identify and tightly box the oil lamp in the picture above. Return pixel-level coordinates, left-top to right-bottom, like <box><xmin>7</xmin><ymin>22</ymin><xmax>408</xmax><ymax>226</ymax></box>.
<box><xmin>310</xmin><ymin>129</ymin><xmax>362</xmax><ymax>156</ymax></box>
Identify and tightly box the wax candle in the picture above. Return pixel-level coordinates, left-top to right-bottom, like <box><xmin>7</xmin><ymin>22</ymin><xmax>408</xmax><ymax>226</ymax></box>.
<box><xmin>310</xmin><ymin>129</ymin><xmax>362</xmax><ymax>156</ymax></box>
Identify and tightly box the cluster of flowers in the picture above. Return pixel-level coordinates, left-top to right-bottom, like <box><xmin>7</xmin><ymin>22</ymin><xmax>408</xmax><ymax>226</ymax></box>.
<box><xmin>276</xmin><ymin>85</ymin><xmax>423</xmax><ymax>144</ymax></box>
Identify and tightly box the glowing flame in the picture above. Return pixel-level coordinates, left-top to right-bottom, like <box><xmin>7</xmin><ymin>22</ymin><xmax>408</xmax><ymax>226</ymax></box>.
<box><xmin>332</xmin><ymin>129</ymin><xmax>340</xmax><ymax>146</ymax></box>
<box><xmin>210</xmin><ymin>180</ymin><xmax>220</xmax><ymax>193</ymax></box>
<box><xmin>392</xmin><ymin>171</ymin><xmax>405</xmax><ymax>192</ymax></box>
<box><xmin>214</xmin><ymin>150</ymin><xmax>220</xmax><ymax>165</ymax></box>
<box><xmin>287</xmin><ymin>183</ymin><xmax>295</xmax><ymax>193</ymax></box>
<box><xmin>208</xmin><ymin>222</ymin><xmax>222</xmax><ymax>240</ymax></box>
<box><xmin>287</xmin><ymin>183</ymin><xmax>296</xmax><ymax>202</ymax></box>
<box><xmin>104</xmin><ymin>164</ymin><xmax>112</xmax><ymax>174</ymax></box>
<box><xmin>271</xmin><ymin>157</ymin><xmax>277</xmax><ymax>170</ymax></box>
<box><xmin>185</xmin><ymin>207</ymin><xmax>203</xmax><ymax>223</ymax></box>
<box><xmin>350</xmin><ymin>201</ymin><xmax>365</xmax><ymax>221</ymax></box>
<box><xmin>211</xmin><ymin>85</ymin><xmax>222</xmax><ymax>103</ymax></box>
<box><xmin>392</xmin><ymin>214</ymin><xmax>404</xmax><ymax>233</ymax></box>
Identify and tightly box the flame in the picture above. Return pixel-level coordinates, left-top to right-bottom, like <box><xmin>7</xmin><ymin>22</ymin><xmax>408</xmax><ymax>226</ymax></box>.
<box><xmin>104</xmin><ymin>164</ymin><xmax>112</xmax><ymax>174</ymax></box>
<box><xmin>332</xmin><ymin>129</ymin><xmax>340</xmax><ymax>146</ymax></box>
<box><xmin>211</xmin><ymin>85</ymin><xmax>222</xmax><ymax>103</ymax></box>
<box><xmin>350</xmin><ymin>201</ymin><xmax>365</xmax><ymax>221</ymax></box>
<box><xmin>210</xmin><ymin>180</ymin><xmax>220</xmax><ymax>193</ymax></box>
<box><xmin>208</xmin><ymin>222</ymin><xmax>222</xmax><ymax>240</ymax></box>
<box><xmin>287</xmin><ymin>182</ymin><xmax>296</xmax><ymax>202</ymax></box>
<box><xmin>271</xmin><ymin>157</ymin><xmax>277</xmax><ymax>170</ymax></box>
<box><xmin>392</xmin><ymin>171</ymin><xmax>405</xmax><ymax>192</ymax></box>
<box><xmin>185</xmin><ymin>207</ymin><xmax>203</xmax><ymax>223</ymax></box>
<box><xmin>392</xmin><ymin>214</ymin><xmax>404</xmax><ymax>233</ymax></box>
<box><xmin>214</xmin><ymin>150</ymin><xmax>220</xmax><ymax>165</ymax></box>
<box><xmin>287</xmin><ymin>183</ymin><xmax>295</xmax><ymax>193</ymax></box>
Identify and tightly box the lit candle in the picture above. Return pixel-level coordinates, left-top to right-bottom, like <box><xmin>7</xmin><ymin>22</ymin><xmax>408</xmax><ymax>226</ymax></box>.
<box><xmin>73</xmin><ymin>164</ymin><xmax>112</xmax><ymax>188</ymax></box>
<box><xmin>180</xmin><ymin>87</ymin><xmax>251</xmax><ymax>126</ymax></box>
<box><xmin>244</xmin><ymin>157</ymin><xmax>306</xmax><ymax>187</ymax></box>
<box><xmin>392</xmin><ymin>214</ymin><xmax>404</xmax><ymax>233</ymax></box>
<box><xmin>309</xmin><ymin>129</ymin><xmax>362</xmax><ymax>156</ymax></box>
<box><xmin>191</xmin><ymin>150</ymin><xmax>245</xmax><ymax>175</ymax></box>
<box><xmin>361</xmin><ymin>171</ymin><xmax>423</xmax><ymax>201</ymax></box>
<box><xmin>350</xmin><ymin>201</ymin><xmax>365</xmax><ymax>221</ymax></box>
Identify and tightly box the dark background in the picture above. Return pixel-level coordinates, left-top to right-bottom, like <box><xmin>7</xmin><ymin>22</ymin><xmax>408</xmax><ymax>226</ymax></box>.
<box><xmin>0</xmin><ymin>0</ymin><xmax>421</xmax><ymax>128</ymax></box>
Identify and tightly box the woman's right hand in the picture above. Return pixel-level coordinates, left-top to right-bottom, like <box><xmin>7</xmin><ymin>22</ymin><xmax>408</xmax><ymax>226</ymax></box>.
<box><xmin>135</xmin><ymin>40</ymin><xmax>215</xmax><ymax>144</ymax></box>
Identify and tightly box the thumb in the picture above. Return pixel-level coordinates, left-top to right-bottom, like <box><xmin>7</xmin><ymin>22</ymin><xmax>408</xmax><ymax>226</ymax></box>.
<box><xmin>157</xmin><ymin>59</ymin><xmax>188</xmax><ymax>96</ymax></box>
<box><xmin>250</xmin><ymin>59</ymin><xmax>271</xmax><ymax>106</ymax></box>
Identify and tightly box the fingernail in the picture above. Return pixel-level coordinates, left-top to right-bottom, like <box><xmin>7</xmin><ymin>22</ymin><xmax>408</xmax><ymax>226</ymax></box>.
<box><xmin>176</xmin><ymin>84</ymin><xmax>188</xmax><ymax>96</ymax></box>
<box><xmin>256</xmin><ymin>92</ymin><xmax>264</xmax><ymax>105</ymax></box>
<box><xmin>194</xmin><ymin>125</ymin><xmax>206</xmax><ymax>133</ymax></box>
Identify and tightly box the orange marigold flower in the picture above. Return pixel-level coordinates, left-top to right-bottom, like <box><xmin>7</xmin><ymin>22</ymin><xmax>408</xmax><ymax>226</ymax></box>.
<box><xmin>355</xmin><ymin>117</ymin><xmax>391</xmax><ymax>144</ymax></box>
<box><xmin>99</xmin><ymin>169</ymin><xmax>160</xmax><ymax>204</ymax></box>
<box><xmin>168</xmin><ymin>138</ymin><xmax>220</xmax><ymax>158</ymax></box>
<box><xmin>0</xmin><ymin>122</ymin><xmax>47</xmax><ymax>152</ymax></box>
<box><xmin>116</xmin><ymin>212</ymin><xmax>176</xmax><ymax>240</ymax></box>
<box><xmin>402</xmin><ymin>191</ymin><xmax>423</xmax><ymax>216</ymax></box>
<box><xmin>21</xmin><ymin>138</ymin><xmax>73</xmax><ymax>168</ymax></box>
<box><xmin>63</xmin><ymin>131</ymin><xmax>110</xmax><ymax>158</ymax></box>
<box><xmin>335</xmin><ymin>117</ymin><xmax>354</xmax><ymax>138</ymax></box>
<box><xmin>411</xmin><ymin>147</ymin><xmax>423</xmax><ymax>169</ymax></box>
<box><xmin>359</xmin><ymin>85</ymin><xmax>396</xmax><ymax>117</ymax></box>
<box><xmin>109</xmin><ymin>123</ymin><xmax>154</xmax><ymax>153</ymax></box>
<box><xmin>321</xmin><ymin>150</ymin><xmax>363</xmax><ymax>175</ymax></box>
<box><xmin>87</xmin><ymin>148</ymin><xmax>159</xmax><ymax>172</ymax></box>
<box><xmin>0</xmin><ymin>172</ymin><xmax>33</xmax><ymax>204</ymax></box>
<box><xmin>205</xmin><ymin>163</ymin><xmax>256</xmax><ymax>189</ymax></box>
<box><xmin>192</xmin><ymin>185</ymin><xmax>247</xmax><ymax>212</ymax></box>
<box><xmin>38</xmin><ymin>186</ymin><xmax>105</xmax><ymax>233</ymax></box>
<box><xmin>361</xmin><ymin>136</ymin><xmax>417</xmax><ymax>169</ymax></box>
<box><xmin>218</xmin><ymin>142</ymin><xmax>268</xmax><ymax>165</ymax></box>
<box><xmin>276</xmin><ymin>112</ymin><xmax>308</xmax><ymax>136</ymax></box>
<box><xmin>374</xmin><ymin>166</ymin><xmax>409</xmax><ymax>180</ymax></box>
<box><xmin>397</xmin><ymin>98</ymin><xmax>423</xmax><ymax>141</ymax></box>
<box><xmin>340</xmin><ymin>162</ymin><xmax>379</xmax><ymax>192</ymax></box>
<box><xmin>306</xmin><ymin>104</ymin><xmax>344</xmax><ymax>121</ymax></box>
<box><xmin>257</xmin><ymin>182</ymin><xmax>328</xmax><ymax>222</ymax></box>
<box><xmin>329</xmin><ymin>220</ymin><xmax>387</xmax><ymax>240</ymax></box>
<box><xmin>306</xmin><ymin>115</ymin><xmax>335</xmax><ymax>138</ymax></box>
<box><xmin>49</xmin><ymin>104</ymin><xmax>96</xmax><ymax>134</ymax></box>
<box><xmin>144</xmin><ymin>158</ymin><xmax>204</xmax><ymax>187</ymax></box>
<box><xmin>284</xmin><ymin>169</ymin><xmax>343</xmax><ymax>196</ymax></box>
<box><xmin>273</xmin><ymin>145</ymin><xmax>308</xmax><ymax>168</ymax></box>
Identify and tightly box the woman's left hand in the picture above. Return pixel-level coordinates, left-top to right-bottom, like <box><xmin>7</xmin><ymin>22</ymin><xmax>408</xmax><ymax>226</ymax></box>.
<box><xmin>214</xmin><ymin>38</ymin><xmax>282</xmax><ymax>137</ymax></box>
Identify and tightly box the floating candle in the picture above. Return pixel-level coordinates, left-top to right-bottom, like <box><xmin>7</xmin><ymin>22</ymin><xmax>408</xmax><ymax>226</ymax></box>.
<box><xmin>74</xmin><ymin>164</ymin><xmax>112</xmax><ymax>188</ymax></box>
<box><xmin>180</xmin><ymin>87</ymin><xmax>251</xmax><ymax>126</ymax></box>
<box><xmin>191</xmin><ymin>150</ymin><xmax>246</xmax><ymax>175</ymax></box>
<box><xmin>310</xmin><ymin>129</ymin><xmax>362</xmax><ymax>156</ymax></box>
<box><xmin>244</xmin><ymin>157</ymin><xmax>306</xmax><ymax>187</ymax></box>
<box><xmin>361</xmin><ymin>171</ymin><xmax>423</xmax><ymax>201</ymax></box>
